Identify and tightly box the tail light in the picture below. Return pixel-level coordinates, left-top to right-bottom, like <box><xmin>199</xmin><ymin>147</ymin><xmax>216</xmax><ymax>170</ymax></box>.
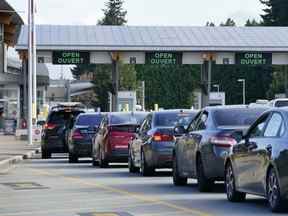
<box><xmin>153</xmin><ymin>132</ymin><xmax>175</xmax><ymax>142</ymax></box>
<box><xmin>44</xmin><ymin>123</ymin><xmax>57</xmax><ymax>130</ymax></box>
<box><xmin>210</xmin><ymin>136</ymin><xmax>237</xmax><ymax>147</ymax></box>
<box><xmin>72</xmin><ymin>129</ymin><xmax>84</xmax><ymax>140</ymax></box>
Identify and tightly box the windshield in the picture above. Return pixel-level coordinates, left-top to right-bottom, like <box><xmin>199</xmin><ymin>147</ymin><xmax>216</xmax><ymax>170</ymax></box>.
<box><xmin>214</xmin><ymin>108</ymin><xmax>266</xmax><ymax>127</ymax></box>
<box><xmin>275</xmin><ymin>100</ymin><xmax>288</xmax><ymax>107</ymax></box>
<box><xmin>76</xmin><ymin>114</ymin><xmax>103</xmax><ymax>126</ymax></box>
<box><xmin>48</xmin><ymin>111</ymin><xmax>83</xmax><ymax>125</ymax></box>
<box><xmin>154</xmin><ymin>112</ymin><xmax>196</xmax><ymax>127</ymax></box>
<box><xmin>110</xmin><ymin>113</ymin><xmax>145</xmax><ymax>125</ymax></box>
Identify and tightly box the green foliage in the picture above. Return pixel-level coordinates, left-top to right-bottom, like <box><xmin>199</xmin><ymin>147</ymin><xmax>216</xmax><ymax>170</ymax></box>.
<box><xmin>220</xmin><ymin>18</ymin><xmax>236</xmax><ymax>26</ymax></box>
<box><xmin>206</xmin><ymin>21</ymin><xmax>215</xmax><ymax>26</ymax></box>
<box><xmin>119</xmin><ymin>63</ymin><xmax>137</xmax><ymax>91</ymax></box>
<box><xmin>245</xmin><ymin>19</ymin><xmax>261</xmax><ymax>26</ymax></box>
<box><xmin>98</xmin><ymin>0</ymin><xmax>127</xmax><ymax>25</ymax></box>
<box><xmin>260</xmin><ymin>0</ymin><xmax>288</xmax><ymax>26</ymax></box>
<box><xmin>136</xmin><ymin>65</ymin><xmax>200</xmax><ymax>110</ymax></box>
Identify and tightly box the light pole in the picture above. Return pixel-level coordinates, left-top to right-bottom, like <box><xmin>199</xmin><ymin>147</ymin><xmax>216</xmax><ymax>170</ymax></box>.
<box><xmin>213</xmin><ymin>84</ymin><xmax>220</xmax><ymax>92</ymax></box>
<box><xmin>238</xmin><ymin>79</ymin><xmax>246</xmax><ymax>105</ymax></box>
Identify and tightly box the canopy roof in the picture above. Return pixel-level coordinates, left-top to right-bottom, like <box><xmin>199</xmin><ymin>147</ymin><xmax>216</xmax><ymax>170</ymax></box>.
<box><xmin>16</xmin><ymin>25</ymin><xmax>288</xmax><ymax>52</ymax></box>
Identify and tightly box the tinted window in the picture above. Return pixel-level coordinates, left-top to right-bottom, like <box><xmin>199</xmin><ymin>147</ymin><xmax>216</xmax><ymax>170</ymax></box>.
<box><xmin>154</xmin><ymin>112</ymin><xmax>195</xmax><ymax>127</ymax></box>
<box><xmin>275</xmin><ymin>100</ymin><xmax>288</xmax><ymax>107</ymax></box>
<box><xmin>110</xmin><ymin>113</ymin><xmax>142</xmax><ymax>125</ymax></box>
<box><xmin>76</xmin><ymin>115</ymin><xmax>103</xmax><ymax>126</ymax></box>
<box><xmin>264</xmin><ymin>113</ymin><xmax>283</xmax><ymax>137</ymax></box>
<box><xmin>196</xmin><ymin>113</ymin><xmax>208</xmax><ymax>130</ymax></box>
<box><xmin>249</xmin><ymin>114</ymin><xmax>270</xmax><ymax>138</ymax></box>
<box><xmin>214</xmin><ymin>109</ymin><xmax>265</xmax><ymax>127</ymax></box>
<box><xmin>48</xmin><ymin>111</ymin><xmax>83</xmax><ymax>125</ymax></box>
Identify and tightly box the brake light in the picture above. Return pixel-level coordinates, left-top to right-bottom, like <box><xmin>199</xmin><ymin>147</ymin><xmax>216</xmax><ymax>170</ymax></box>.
<box><xmin>44</xmin><ymin>123</ymin><xmax>57</xmax><ymax>130</ymax></box>
<box><xmin>153</xmin><ymin>132</ymin><xmax>175</xmax><ymax>142</ymax></box>
<box><xmin>210</xmin><ymin>136</ymin><xmax>237</xmax><ymax>147</ymax></box>
<box><xmin>72</xmin><ymin>129</ymin><xmax>84</xmax><ymax>140</ymax></box>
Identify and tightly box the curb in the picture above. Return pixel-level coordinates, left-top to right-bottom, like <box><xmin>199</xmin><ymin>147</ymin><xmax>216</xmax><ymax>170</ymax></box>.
<box><xmin>0</xmin><ymin>147</ymin><xmax>40</xmax><ymax>174</ymax></box>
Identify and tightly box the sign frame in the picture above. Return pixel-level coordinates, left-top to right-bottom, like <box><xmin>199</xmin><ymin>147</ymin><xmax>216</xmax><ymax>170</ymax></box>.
<box><xmin>235</xmin><ymin>52</ymin><xmax>272</xmax><ymax>66</ymax></box>
<box><xmin>145</xmin><ymin>52</ymin><xmax>182</xmax><ymax>65</ymax></box>
<box><xmin>52</xmin><ymin>51</ymin><xmax>90</xmax><ymax>65</ymax></box>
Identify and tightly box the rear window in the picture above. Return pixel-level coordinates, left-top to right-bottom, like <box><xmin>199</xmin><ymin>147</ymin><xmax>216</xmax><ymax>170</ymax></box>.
<box><xmin>214</xmin><ymin>109</ymin><xmax>265</xmax><ymax>127</ymax></box>
<box><xmin>154</xmin><ymin>112</ymin><xmax>196</xmax><ymax>127</ymax></box>
<box><xmin>76</xmin><ymin>114</ymin><xmax>103</xmax><ymax>126</ymax></box>
<box><xmin>48</xmin><ymin>111</ymin><xmax>83</xmax><ymax>125</ymax></box>
<box><xmin>111</xmin><ymin>125</ymin><xmax>137</xmax><ymax>133</ymax></box>
<box><xmin>110</xmin><ymin>113</ymin><xmax>137</xmax><ymax>125</ymax></box>
<box><xmin>134</xmin><ymin>113</ymin><xmax>148</xmax><ymax>124</ymax></box>
<box><xmin>275</xmin><ymin>100</ymin><xmax>288</xmax><ymax>107</ymax></box>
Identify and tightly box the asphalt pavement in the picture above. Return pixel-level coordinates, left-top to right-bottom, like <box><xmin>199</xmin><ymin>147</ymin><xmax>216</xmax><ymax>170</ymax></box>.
<box><xmin>0</xmin><ymin>154</ymin><xmax>285</xmax><ymax>216</ymax></box>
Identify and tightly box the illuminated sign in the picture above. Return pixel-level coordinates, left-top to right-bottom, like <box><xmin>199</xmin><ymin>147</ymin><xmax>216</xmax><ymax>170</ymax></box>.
<box><xmin>236</xmin><ymin>52</ymin><xmax>272</xmax><ymax>65</ymax></box>
<box><xmin>52</xmin><ymin>51</ymin><xmax>90</xmax><ymax>65</ymax></box>
<box><xmin>146</xmin><ymin>52</ymin><xmax>182</xmax><ymax>65</ymax></box>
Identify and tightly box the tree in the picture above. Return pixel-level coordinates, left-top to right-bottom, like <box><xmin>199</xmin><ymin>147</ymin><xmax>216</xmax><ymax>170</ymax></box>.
<box><xmin>260</xmin><ymin>0</ymin><xmax>288</xmax><ymax>26</ymax></box>
<box><xmin>206</xmin><ymin>21</ymin><xmax>215</xmax><ymax>27</ymax></box>
<box><xmin>98</xmin><ymin>0</ymin><xmax>127</xmax><ymax>25</ymax></box>
<box><xmin>245</xmin><ymin>19</ymin><xmax>261</xmax><ymax>26</ymax></box>
<box><xmin>220</xmin><ymin>18</ymin><xmax>236</xmax><ymax>26</ymax></box>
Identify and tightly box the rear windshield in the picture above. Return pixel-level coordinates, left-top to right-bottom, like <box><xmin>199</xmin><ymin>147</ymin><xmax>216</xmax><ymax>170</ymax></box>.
<box><xmin>76</xmin><ymin>114</ymin><xmax>103</xmax><ymax>126</ymax></box>
<box><xmin>214</xmin><ymin>109</ymin><xmax>265</xmax><ymax>127</ymax></box>
<box><xmin>275</xmin><ymin>100</ymin><xmax>288</xmax><ymax>107</ymax></box>
<box><xmin>48</xmin><ymin>111</ymin><xmax>83</xmax><ymax>125</ymax></box>
<box><xmin>154</xmin><ymin>112</ymin><xmax>196</xmax><ymax>127</ymax></box>
<box><xmin>111</xmin><ymin>125</ymin><xmax>137</xmax><ymax>133</ymax></box>
<box><xmin>110</xmin><ymin>113</ymin><xmax>139</xmax><ymax>125</ymax></box>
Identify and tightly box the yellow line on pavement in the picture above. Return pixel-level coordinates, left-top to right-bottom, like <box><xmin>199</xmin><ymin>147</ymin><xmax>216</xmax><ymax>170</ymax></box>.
<box><xmin>30</xmin><ymin>168</ymin><xmax>213</xmax><ymax>216</ymax></box>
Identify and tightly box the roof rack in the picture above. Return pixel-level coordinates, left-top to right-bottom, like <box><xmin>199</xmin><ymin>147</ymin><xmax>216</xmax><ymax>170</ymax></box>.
<box><xmin>50</xmin><ymin>102</ymin><xmax>86</xmax><ymax>111</ymax></box>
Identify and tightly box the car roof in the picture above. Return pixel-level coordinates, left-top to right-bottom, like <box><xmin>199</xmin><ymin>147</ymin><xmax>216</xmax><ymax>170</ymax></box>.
<box><xmin>152</xmin><ymin>109</ymin><xmax>197</xmax><ymax>114</ymax></box>
<box><xmin>204</xmin><ymin>105</ymin><xmax>268</xmax><ymax>112</ymax></box>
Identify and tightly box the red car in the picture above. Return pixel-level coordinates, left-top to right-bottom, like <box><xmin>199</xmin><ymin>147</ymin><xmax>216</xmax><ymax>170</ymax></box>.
<box><xmin>92</xmin><ymin>112</ymin><xmax>148</xmax><ymax>167</ymax></box>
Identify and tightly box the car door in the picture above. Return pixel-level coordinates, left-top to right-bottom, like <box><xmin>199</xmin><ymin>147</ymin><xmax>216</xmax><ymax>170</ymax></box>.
<box><xmin>251</xmin><ymin>112</ymin><xmax>284</xmax><ymax>195</ymax></box>
<box><xmin>178</xmin><ymin>112</ymin><xmax>201</xmax><ymax>175</ymax></box>
<box><xmin>234</xmin><ymin>112</ymin><xmax>270</xmax><ymax>192</ymax></box>
<box><xmin>186</xmin><ymin>111</ymin><xmax>209</xmax><ymax>176</ymax></box>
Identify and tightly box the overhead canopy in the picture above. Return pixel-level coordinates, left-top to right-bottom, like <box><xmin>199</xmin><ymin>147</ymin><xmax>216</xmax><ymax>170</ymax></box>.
<box><xmin>16</xmin><ymin>25</ymin><xmax>288</xmax><ymax>52</ymax></box>
<box><xmin>0</xmin><ymin>0</ymin><xmax>23</xmax><ymax>47</ymax></box>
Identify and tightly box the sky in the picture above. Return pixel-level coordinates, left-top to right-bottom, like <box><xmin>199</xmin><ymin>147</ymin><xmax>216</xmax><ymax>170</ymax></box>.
<box><xmin>7</xmin><ymin>0</ymin><xmax>264</xmax><ymax>79</ymax></box>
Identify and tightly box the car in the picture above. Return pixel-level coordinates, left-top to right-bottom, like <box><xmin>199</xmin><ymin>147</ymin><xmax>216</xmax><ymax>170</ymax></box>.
<box><xmin>172</xmin><ymin>105</ymin><xmax>268</xmax><ymax>191</ymax></box>
<box><xmin>92</xmin><ymin>112</ymin><xmax>148</xmax><ymax>167</ymax></box>
<box><xmin>269</xmin><ymin>98</ymin><xmax>288</xmax><ymax>107</ymax></box>
<box><xmin>128</xmin><ymin>110</ymin><xmax>198</xmax><ymax>176</ymax></box>
<box><xmin>41</xmin><ymin>103</ymin><xmax>85</xmax><ymax>159</ymax></box>
<box><xmin>67</xmin><ymin>112</ymin><xmax>104</xmax><ymax>163</ymax></box>
<box><xmin>224</xmin><ymin>108</ymin><xmax>288</xmax><ymax>212</ymax></box>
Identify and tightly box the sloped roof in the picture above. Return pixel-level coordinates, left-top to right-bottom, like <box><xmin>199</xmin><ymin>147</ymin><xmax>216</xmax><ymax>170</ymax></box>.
<box><xmin>16</xmin><ymin>25</ymin><xmax>288</xmax><ymax>52</ymax></box>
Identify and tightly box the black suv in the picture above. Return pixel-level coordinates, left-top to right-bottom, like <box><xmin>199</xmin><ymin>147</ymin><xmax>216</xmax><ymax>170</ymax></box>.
<box><xmin>41</xmin><ymin>103</ymin><xmax>85</xmax><ymax>159</ymax></box>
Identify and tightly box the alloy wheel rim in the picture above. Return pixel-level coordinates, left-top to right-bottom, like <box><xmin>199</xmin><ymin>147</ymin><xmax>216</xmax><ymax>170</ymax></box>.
<box><xmin>226</xmin><ymin>166</ymin><xmax>234</xmax><ymax>199</ymax></box>
<box><xmin>268</xmin><ymin>171</ymin><xmax>278</xmax><ymax>208</ymax></box>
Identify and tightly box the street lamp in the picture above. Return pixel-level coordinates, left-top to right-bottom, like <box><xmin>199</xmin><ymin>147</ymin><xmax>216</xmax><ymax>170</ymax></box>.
<box><xmin>238</xmin><ymin>79</ymin><xmax>246</xmax><ymax>105</ymax></box>
<box><xmin>213</xmin><ymin>84</ymin><xmax>220</xmax><ymax>92</ymax></box>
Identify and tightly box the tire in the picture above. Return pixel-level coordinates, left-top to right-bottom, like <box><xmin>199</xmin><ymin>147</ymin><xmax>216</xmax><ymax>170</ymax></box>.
<box><xmin>173</xmin><ymin>155</ymin><xmax>187</xmax><ymax>186</ymax></box>
<box><xmin>196</xmin><ymin>156</ymin><xmax>214</xmax><ymax>192</ymax></box>
<box><xmin>68</xmin><ymin>153</ymin><xmax>78</xmax><ymax>163</ymax></box>
<box><xmin>266</xmin><ymin>168</ymin><xmax>286</xmax><ymax>212</ymax></box>
<box><xmin>92</xmin><ymin>156</ymin><xmax>98</xmax><ymax>167</ymax></box>
<box><xmin>225</xmin><ymin>162</ymin><xmax>246</xmax><ymax>202</ymax></box>
<box><xmin>41</xmin><ymin>148</ymin><xmax>51</xmax><ymax>159</ymax></box>
<box><xmin>99</xmin><ymin>149</ymin><xmax>108</xmax><ymax>168</ymax></box>
<box><xmin>140</xmin><ymin>150</ymin><xmax>154</xmax><ymax>176</ymax></box>
<box><xmin>128</xmin><ymin>149</ymin><xmax>140</xmax><ymax>173</ymax></box>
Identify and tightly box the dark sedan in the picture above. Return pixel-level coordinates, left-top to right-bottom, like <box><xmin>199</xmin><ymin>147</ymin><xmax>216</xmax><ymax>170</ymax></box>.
<box><xmin>128</xmin><ymin>110</ymin><xmax>198</xmax><ymax>176</ymax></box>
<box><xmin>67</xmin><ymin>113</ymin><xmax>104</xmax><ymax>163</ymax></box>
<box><xmin>172</xmin><ymin>106</ymin><xmax>267</xmax><ymax>192</ymax></box>
<box><xmin>225</xmin><ymin>108</ymin><xmax>288</xmax><ymax>212</ymax></box>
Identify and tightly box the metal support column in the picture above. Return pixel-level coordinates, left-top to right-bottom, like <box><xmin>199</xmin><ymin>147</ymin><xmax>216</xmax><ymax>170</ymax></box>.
<box><xmin>22</xmin><ymin>59</ymin><xmax>28</xmax><ymax>121</ymax></box>
<box><xmin>201</xmin><ymin>61</ymin><xmax>209</xmax><ymax>108</ymax></box>
<box><xmin>111</xmin><ymin>58</ymin><xmax>119</xmax><ymax>112</ymax></box>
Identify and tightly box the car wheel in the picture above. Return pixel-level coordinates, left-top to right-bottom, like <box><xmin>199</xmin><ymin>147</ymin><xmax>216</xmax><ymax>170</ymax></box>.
<box><xmin>196</xmin><ymin>156</ymin><xmax>214</xmax><ymax>192</ymax></box>
<box><xmin>99</xmin><ymin>149</ymin><xmax>108</xmax><ymax>168</ymax></box>
<box><xmin>225</xmin><ymin>162</ymin><xmax>246</xmax><ymax>202</ymax></box>
<box><xmin>41</xmin><ymin>148</ymin><xmax>51</xmax><ymax>159</ymax></box>
<box><xmin>140</xmin><ymin>150</ymin><xmax>154</xmax><ymax>176</ymax></box>
<box><xmin>69</xmin><ymin>153</ymin><xmax>78</xmax><ymax>163</ymax></box>
<box><xmin>92</xmin><ymin>156</ymin><xmax>98</xmax><ymax>167</ymax></box>
<box><xmin>267</xmin><ymin>168</ymin><xmax>286</xmax><ymax>212</ymax></box>
<box><xmin>128</xmin><ymin>149</ymin><xmax>140</xmax><ymax>173</ymax></box>
<box><xmin>173</xmin><ymin>155</ymin><xmax>187</xmax><ymax>186</ymax></box>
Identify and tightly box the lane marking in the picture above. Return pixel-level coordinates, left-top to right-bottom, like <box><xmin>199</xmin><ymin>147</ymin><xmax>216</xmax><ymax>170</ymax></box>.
<box><xmin>29</xmin><ymin>168</ymin><xmax>213</xmax><ymax>216</ymax></box>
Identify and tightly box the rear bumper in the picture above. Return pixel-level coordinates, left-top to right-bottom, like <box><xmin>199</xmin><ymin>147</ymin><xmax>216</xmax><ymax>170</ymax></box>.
<box><xmin>42</xmin><ymin>137</ymin><xmax>66</xmax><ymax>153</ymax></box>
<box><xmin>69</xmin><ymin>141</ymin><xmax>92</xmax><ymax>157</ymax></box>
<box><xmin>145</xmin><ymin>146</ymin><xmax>173</xmax><ymax>168</ymax></box>
<box><xmin>106</xmin><ymin>148</ymin><xmax>128</xmax><ymax>162</ymax></box>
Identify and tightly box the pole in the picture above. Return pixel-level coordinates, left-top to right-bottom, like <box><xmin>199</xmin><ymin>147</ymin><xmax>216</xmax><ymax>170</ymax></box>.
<box><xmin>243</xmin><ymin>79</ymin><xmax>246</xmax><ymax>105</ymax></box>
<box><xmin>142</xmin><ymin>81</ymin><xmax>145</xmax><ymax>111</ymax></box>
<box><xmin>111</xmin><ymin>58</ymin><xmax>119</xmax><ymax>112</ymax></box>
<box><xmin>32</xmin><ymin>0</ymin><xmax>37</xmax><ymax>125</ymax></box>
<box><xmin>28</xmin><ymin>0</ymin><xmax>33</xmax><ymax>145</ymax></box>
<box><xmin>207</xmin><ymin>58</ymin><xmax>212</xmax><ymax>104</ymax></box>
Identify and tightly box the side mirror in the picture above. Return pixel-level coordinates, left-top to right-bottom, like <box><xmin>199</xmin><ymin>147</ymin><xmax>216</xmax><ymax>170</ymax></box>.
<box><xmin>174</xmin><ymin>125</ymin><xmax>186</xmax><ymax>136</ymax></box>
